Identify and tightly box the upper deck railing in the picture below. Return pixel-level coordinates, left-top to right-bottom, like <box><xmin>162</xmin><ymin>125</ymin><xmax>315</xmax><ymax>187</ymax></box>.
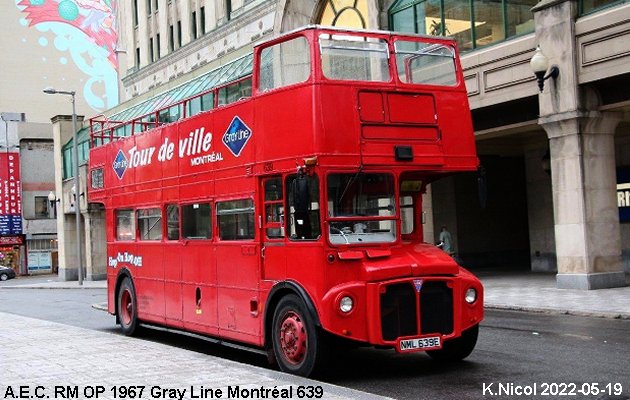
<box><xmin>89</xmin><ymin>26</ymin><xmax>463</xmax><ymax>148</ymax></box>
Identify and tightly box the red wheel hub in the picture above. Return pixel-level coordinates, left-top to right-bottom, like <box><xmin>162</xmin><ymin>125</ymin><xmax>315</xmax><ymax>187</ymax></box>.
<box><xmin>120</xmin><ymin>289</ymin><xmax>133</xmax><ymax>325</ymax></box>
<box><xmin>279</xmin><ymin>311</ymin><xmax>307</xmax><ymax>364</ymax></box>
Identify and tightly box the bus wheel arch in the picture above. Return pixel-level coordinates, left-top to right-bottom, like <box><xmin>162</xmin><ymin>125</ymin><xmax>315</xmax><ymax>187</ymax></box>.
<box><xmin>264</xmin><ymin>282</ymin><xmax>321</xmax><ymax>348</ymax></box>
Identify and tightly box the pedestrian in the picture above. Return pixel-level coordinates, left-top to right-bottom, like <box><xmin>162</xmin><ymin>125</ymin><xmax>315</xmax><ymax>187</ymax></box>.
<box><xmin>437</xmin><ymin>225</ymin><xmax>454</xmax><ymax>255</ymax></box>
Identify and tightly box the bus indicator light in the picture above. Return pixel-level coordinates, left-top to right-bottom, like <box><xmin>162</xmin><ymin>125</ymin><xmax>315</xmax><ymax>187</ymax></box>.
<box><xmin>222</xmin><ymin>116</ymin><xmax>252</xmax><ymax>157</ymax></box>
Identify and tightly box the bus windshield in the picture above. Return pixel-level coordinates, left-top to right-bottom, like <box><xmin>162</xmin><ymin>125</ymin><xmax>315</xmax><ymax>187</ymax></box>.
<box><xmin>319</xmin><ymin>34</ymin><xmax>390</xmax><ymax>82</ymax></box>
<box><xmin>394</xmin><ymin>40</ymin><xmax>457</xmax><ymax>86</ymax></box>
<box><xmin>327</xmin><ymin>173</ymin><xmax>396</xmax><ymax>244</ymax></box>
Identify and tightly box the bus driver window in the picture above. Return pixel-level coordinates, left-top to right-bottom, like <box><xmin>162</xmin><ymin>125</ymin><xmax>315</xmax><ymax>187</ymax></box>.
<box><xmin>286</xmin><ymin>172</ymin><xmax>320</xmax><ymax>240</ymax></box>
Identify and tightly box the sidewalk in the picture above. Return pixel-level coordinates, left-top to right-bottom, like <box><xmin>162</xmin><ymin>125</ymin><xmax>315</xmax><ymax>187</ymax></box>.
<box><xmin>0</xmin><ymin>312</ymin><xmax>388</xmax><ymax>400</ymax></box>
<box><xmin>2</xmin><ymin>271</ymin><xmax>630</xmax><ymax>319</ymax></box>
<box><xmin>480</xmin><ymin>270</ymin><xmax>630</xmax><ymax>319</ymax></box>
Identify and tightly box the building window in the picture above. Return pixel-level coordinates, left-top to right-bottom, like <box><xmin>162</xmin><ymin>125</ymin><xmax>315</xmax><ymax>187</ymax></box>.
<box><xmin>580</xmin><ymin>0</ymin><xmax>622</xmax><ymax>14</ymax></box>
<box><xmin>136</xmin><ymin>47</ymin><xmax>141</xmax><ymax>67</ymax></box>
<box><xmin>217</xmin><ymin>199</ymin><xmax>254</xmax><ymax>240</ymax></box>
<box><xmin>34</xmin><ymin>196</ymin><xmax>49</xmax><ymax>219</ymax></box>
<box><xmin>116</xmin><ymin>209</ymin><xmax>135</xmax><ymax>241</ymax></box>
<box><xmin>137</xmin><ymin>208</ymin><xmax>162</xmax><ymax>241</ymax></box>
<box><xmin>147</xmin><ymin>0</ymin><xmax>152</xmax><ymax>14</ymax></box>
<box><xmin>169</xmin><ymin>25</ymin><xmax>174</xmax><ymax>52</ymax></box>
<box><xmin>177</xmin><ymin>21</ymin><xmax>182</xmax><ymax>47</ymax></box>
<box><xmin>388</xmin><ymin>0</ymin><xmax>537</xmax><ymax>52</ymax></box>
<box><xmin>226</xmin><ymin>0</ymin><xmax>232</xmax><ymax>21</ymax></box>
<box><xmin>192</xmin><ymin>11</ymin><xmax>197</xmax><ymax>39</ymax></box>
<box><xmin>154</xmin><ymin>0</ymin><xmax>158</xmax><ymax>11</ymax></box>
<box><xmin>133</xmin><ymin>0</ymin><xmax>139</xmax><ymax>26</ymax></box>
<box><xmin>149</xmin><ymin>38</ymin><xmax>154</xmax><ymax>62</ymax></box>
<box><xmin>182</xmin><ymin>203</ymin><xmax>212</xmax><ymax>239</ymax></box>
<box><xmin>200</xmin><ymin>7</ymin><xmax>206</xmax><ymax>35</ymax></box>
<box><xmin>319</xmin><ymin>0</ymin><xmax>369</xmax><ymax>28</ymax></box>
<box><xmin>156</xmin><ymin>34</ymin><xmax>161</xmax><ymax>59</ymax></box>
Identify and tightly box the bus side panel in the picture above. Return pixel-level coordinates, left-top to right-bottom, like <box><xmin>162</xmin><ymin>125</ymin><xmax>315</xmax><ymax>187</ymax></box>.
<box><xmin>216</xmin><ymin>242</ymin><xmax>261</xmax><ymax>345</ymax></box>
<box><xmin>181</xmin><ymin>242</ymin><xmax>218</xmax><ymax>335</ymax></box>
<box><xmin>254</xmin><ymin>85</ymin><xmax>316</xmax><ymax>163</ymax></box>
<box><xmin>164</xmin><ymin>242</ymin><xmax>183</xmax><ymax>328</ymax></box>
<box><xmin>133</xmin><ymin>243</ymin><xmax>165</xmax><ymax>324</ymax></box>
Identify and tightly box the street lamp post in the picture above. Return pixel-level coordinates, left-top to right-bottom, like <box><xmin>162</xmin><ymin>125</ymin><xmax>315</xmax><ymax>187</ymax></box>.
<box><xmin>43</xmin><ymin>88</ymin><xmax>83</xmax><ymax>285</ymax></box>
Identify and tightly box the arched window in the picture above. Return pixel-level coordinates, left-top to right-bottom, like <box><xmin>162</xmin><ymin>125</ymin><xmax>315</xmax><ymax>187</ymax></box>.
<box><xmin>319</xmin><ymin>0</ymin><xmax>369</xmax><ymax>29</ymax></box>
<box><xmin>388</xmin><ymin>0</ymin><xmax>537</xmax><ymax>52</ymax></box>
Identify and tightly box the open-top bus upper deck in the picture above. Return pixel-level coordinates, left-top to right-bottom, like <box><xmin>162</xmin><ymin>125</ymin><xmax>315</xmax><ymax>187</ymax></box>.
<box><xmin>88</xmin><ymin>25</ymin><xmax>477</xmax><ymax>204</ymax></box>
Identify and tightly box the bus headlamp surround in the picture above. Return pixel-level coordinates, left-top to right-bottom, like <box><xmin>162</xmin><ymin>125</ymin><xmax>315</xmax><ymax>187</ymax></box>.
<box><xmin>465</xmin><ymin>287</ymin><xmax>477</xmax><ymax>304</ymax></box>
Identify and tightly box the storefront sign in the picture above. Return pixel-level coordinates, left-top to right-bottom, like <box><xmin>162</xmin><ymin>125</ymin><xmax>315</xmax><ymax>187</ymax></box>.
<box><xmin>618</xmin><ymin>167</ymin><xmax>630</xmax><ymax>223</ymax></box>
<box><xmin>0</xmin><ymin>235</ymin><xmax>24</xmax><ymax>245</ymax></box>
<box><xmin>0</xmin><ymin>153</ymin><xmax>22</xmax><ymax>234</ymax></box>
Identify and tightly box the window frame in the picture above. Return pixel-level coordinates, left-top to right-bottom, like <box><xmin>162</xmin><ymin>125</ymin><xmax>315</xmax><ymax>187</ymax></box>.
<box><xmin>216</xmin><ymin>198</ymin><xmax>256</xmax><ymax>241</ymax></box>
<box><xmin>136</xmin><ymin>207</ymin><xmax>163</xmax><ymax>241</ymax></box>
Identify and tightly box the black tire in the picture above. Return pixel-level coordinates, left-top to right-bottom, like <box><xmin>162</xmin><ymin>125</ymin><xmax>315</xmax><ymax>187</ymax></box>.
<box><xmin>117</xmin><ymin>277</ymin><xmax>139</xmax><ymax>336</ymax></box>
<box><xmin>271</xmin><ymin>294</ymin><xmax>329</xmax><ymax>377</ymax></box>
<box><xmin>0</xmin><ymin>273</ymin><xmax>8</xmax><ymax>281</ymax></box>
<box><xmin>426</xmin><ymin>324</ymin><xmax>479</xmax><ymax>362</ymax></box>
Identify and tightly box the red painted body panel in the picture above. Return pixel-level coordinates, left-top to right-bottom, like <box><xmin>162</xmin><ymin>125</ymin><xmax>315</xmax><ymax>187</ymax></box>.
<box><xmin>92</xmin><ymin>26</ymin><xmax>483</xmax><ymax>352</ymax></box>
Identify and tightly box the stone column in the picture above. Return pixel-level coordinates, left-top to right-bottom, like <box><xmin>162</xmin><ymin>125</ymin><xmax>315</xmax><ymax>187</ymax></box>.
<box><xmin>542</xmin><ymin>112</ymin><xmax>625</xmax><ymax>289</ymax></box>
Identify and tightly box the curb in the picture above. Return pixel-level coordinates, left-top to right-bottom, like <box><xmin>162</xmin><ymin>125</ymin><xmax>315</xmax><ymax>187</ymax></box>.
<box><xmin>0</xmin><ymin>284</ymin><xmax>106</xmax><ymax>290</ymax></box>
<box><xmin>485</xmin><ymin>304</ymin><xmax>630</xmax><ymax>320</ymax></box>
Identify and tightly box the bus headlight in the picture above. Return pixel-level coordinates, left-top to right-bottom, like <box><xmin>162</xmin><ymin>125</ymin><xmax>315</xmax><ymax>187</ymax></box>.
<box><xmin>339</xmin><ymin>296</ymin><xmax>354</xmax><ymax>313</ymax></box>
<box><xmin>465</xmin><ymin>288</ymin><xmax>477</xmax><ymax>304</ymax></box>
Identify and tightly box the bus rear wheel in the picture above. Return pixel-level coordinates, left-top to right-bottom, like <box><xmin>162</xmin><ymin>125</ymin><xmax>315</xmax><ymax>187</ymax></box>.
<box><xmin>117</xmin><ymin>277</ymin><xmax>139</xmax><ymax>336</ymax></box>
<box><xmin>426</xmin><ymin>324</ymin><xmax>479</xmax><ymax>362</ymax></box>
<box><xmin>271</xmin><ymin>295</ymin><xmax>328</xmax><ymax>377</ymax></box>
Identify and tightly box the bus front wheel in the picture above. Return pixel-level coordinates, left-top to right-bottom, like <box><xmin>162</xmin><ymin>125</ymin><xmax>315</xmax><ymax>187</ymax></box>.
<box><xmin>117</xmin><ymin>277</ymin><xmax>139</xmax><ymax>336</ymax></box>
<box><xmin>271</xmin><ymin>294</ymin><xmax>328</xmax><ymax>377</ymax></box>
<box><xmin>426</xmin><ymin>324</ymin><xmax>478</xmax><ymax>362</ymax></box>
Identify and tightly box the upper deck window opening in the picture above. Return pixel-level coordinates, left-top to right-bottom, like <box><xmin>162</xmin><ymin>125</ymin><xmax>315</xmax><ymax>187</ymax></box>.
<box><xmin>394</xmin><ymin>40</ymin><xmax>457</xmax><ymax>86</ymax></box>
<box><xmin>259</xmin><ymin>36</ymin><xmax>311</xmax><ymax>92</ymax></box>
<box><xmin>319</xmin><ymin>34</ymin><xmax>390</xmax><ymax>82</ymax></box>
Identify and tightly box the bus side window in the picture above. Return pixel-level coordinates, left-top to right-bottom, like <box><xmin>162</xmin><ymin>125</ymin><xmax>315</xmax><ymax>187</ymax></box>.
<box><xmin>166</xmin><ymin>204</ymin><xmax>180</xmax><ymax>240</ymax></box>
<box><xmin>400</xmin><ymin>195</ymin><xmax>414</xmax><ymax>235</ymax></box>
<box><xmin>116</xmin><ymin>209</ymin><xmax>135</xmax><ymax>241</ymax></box>
<box><xmin>286</xmin><ymin>173</ymin><xmax>321</xmax><ymax>240</ymax></box>
<box><xmin>263</xmin><ymin>177</ymin><xmax>284</xmax><ymax>239</ymax></box>
<box><xmin>137</xmin><ymin>208</ymin><xmax>163</xmax><ymax>241</ymax></box>
<box><xmin>182</xmin><ymin>203</ymin><xmax>212</xmax><ymax>239</ymax></box>
<box><xmin>217</xmin><ymin>199</ymin><xmax>255</xmax><ymax>240</ymax></box>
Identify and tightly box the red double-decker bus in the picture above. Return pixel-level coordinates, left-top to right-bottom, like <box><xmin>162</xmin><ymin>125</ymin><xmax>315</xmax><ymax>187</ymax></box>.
<box><xmin>88</xmin><ymin>25</ymin><xmax>483</xmax><ymax>377</ymax></box>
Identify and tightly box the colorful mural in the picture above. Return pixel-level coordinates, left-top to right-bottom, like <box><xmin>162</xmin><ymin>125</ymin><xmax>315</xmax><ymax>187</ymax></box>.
<box><xmin>15</xmin><ymin>0</ymin><xmax>119</xmax><ymax>111</ymax></box>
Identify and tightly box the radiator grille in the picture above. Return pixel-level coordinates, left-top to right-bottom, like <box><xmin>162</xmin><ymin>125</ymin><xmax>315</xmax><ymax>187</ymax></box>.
<box><xmin>380</xmin><ymin>283</ymin><xmax>417</xmax><ymax>341</ymax></box>
<box><xmin>419</xmin><ymin>281</ymin><xmax>453</xmax><ymax>335</ymax></box>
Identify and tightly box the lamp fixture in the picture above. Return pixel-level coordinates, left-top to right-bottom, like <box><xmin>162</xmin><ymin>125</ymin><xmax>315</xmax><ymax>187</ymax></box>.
<box><xmin>530</xmin><ymin>46</ymin><xmax>559</xmax><ymax>92</ymax></box>
<box><xmin>47</xmin><ymin>191</ymin><xmax>60</xmax><ymax>208</ymax></box>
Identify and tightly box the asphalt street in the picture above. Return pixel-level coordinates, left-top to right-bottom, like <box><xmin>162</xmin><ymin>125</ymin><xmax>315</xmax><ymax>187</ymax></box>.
<box><xmin>1</xmin><ymin>287</ymin><xmax>629</xmax><ymax>400</ymax></box>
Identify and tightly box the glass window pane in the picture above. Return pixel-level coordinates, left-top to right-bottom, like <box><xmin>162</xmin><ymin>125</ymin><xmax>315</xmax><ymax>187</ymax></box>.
<box><xmin>474</xmin><ymin>0</ymin><xmax>506</xmax><ymax>48</ymax></box>
<box><xmin>320</xmin><ymin>35</ymin><xmax>390</xmax><ymax>82</ymax></box>
<box><xmin>580</xmin><ymin>0</ymin><xmax>618</xmax><ymax>14</ymax></box>
<box><xmin>166</xmin><ymin>204</ymin><xmax>179</xmax><ymax>240</ymax></box>
<box><xmin>201</xmin><ymin>92</ymin><xmax>214</xmax><ymax>111</ymax></box>
<box><xmin>259</xmin><ymin>36</ymin><xmax>311</xmax><ymax>92</ymax></box>
<box><xmin>506</xmin><ymin>0</ymin><xmax>537</xmax><ymax>36</ymax></box>
<box><xmin>137</xmin><ymin>208</ymin><xmax>162</xmax><ymax>241</ymax></box>
<box><xmin>395</xmin><ymin>40</ymin><xmax>457</xmax><ymax>86</ymax></box>
<box><xmin>182</xmin><ymin>203</ymin><xmax>212</xmax><ymax>239</ymax></box>
<box><xmin>415</xmin><ymin>0</ymin><xmax>443</xmax><ymax>35</ymax></box>
<box><xmin>391</xmin><ymin>7</ymin><xmax>415</xmax><ymax>33</ymax></box>
<box><xmin>443</xmin><ymin>0</ymin><xmax>473</xmax><ymax>52</ymax></box>
<box><xmin>217</xmin><ymin>199</ymin><xmax>255</xmax><ymax>240</ymax></box>
<box><xmin>187</xmin><ymin>96</ymin><xmax>202</xmax><ymax>117</ymax></box>
<box><xmin>286</xmin><ymin>174</ymin><xmax>320</xmax><ymax>240</ymax></box>
<box><xmin>400</xmin><ymin>195</ymin><xmax>414</xmax><ymax>235</ymax></box>
<box><xmin>116</xmin><ymin>209</ymin><xmax>135</xmax><ymax>241</ymax></box>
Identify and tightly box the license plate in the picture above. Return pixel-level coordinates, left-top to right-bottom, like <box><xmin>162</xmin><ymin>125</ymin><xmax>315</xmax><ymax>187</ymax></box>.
<box><xmin>397</xmin><ymin>336</ymin><xmax>442</xmax><ymax>353</ymax></box>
